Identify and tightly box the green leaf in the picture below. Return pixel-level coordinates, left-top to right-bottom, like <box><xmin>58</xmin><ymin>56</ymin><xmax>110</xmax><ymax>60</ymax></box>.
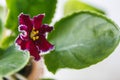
<box><xmin>0</xmin><ymin>35</ymin><xmax>16</xmax><ymax>49</ymax></box>
<box><xmin>0</xmin><ymin>19</ymin><xmax>2</xmax><ymax>39</ymax></box>
<box><xmin>0</xmin><ymin>77</ymin><xmax>2</xmax><ymax>80</ymax></box>
<box><xmin>64</xmin><ymin>0</ymin><xmax>105</xmax><ymax>16</ymax></box>
<box><xmin>0</xmin><ymin>48</ymin><xmax>4</xmax><ymax>59</ymax></box>
<box><xmin>44</xmin><ymin>11</ymin><xmax>120</xmax><ymax>73</ymax></box>
<box><xmin>0</xmin><ymin>45</ymin><xmax>30</xmax><ymax>77</ymax></box>
<box><xmin>5</xmin><ymin>0</ymin><xmax>57</xmax><ymax>33</ymax></box>
<box><xmin>0</xmin><ymin>5</ymin><xmax>3</xmax><ymax>19</ymax></box>
<box><xmin>0</xmin><ymin>5</ymin><xmax>7</xmax><ymax>22</ymax></box>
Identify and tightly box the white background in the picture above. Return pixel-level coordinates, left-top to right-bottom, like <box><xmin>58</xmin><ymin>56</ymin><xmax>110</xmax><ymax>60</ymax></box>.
<box><xmin>0</xmin><ymin>0</ymin><xmax>120</xmax><ymax>80</ymax></box>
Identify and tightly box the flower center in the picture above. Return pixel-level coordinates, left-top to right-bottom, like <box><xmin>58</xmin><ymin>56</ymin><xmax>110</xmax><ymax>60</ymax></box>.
<box><xmin>30</xmin><ymin>28</ymin><xmax>39</xmax><ymax>41</ymax></box>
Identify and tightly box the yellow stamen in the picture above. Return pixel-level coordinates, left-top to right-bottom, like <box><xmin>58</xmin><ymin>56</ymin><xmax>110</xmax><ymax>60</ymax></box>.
<box><xmin>32</xmin><ymin>37</ymin><xmax>36</xmax><ymax>41</ymax></box>
<box><xmin>35</xmin><ymin>36</ymin><xmax>39</xmax><ymax>40</ymax></box>
<box><xmin>30</xmin><ymin>28</ymin><xmax>39</xmax><ymax>41</ymax></box>
<box><xmin>33</xmin><ymin>31</ymin><xmax>36</xmax><ymax>35</ymax></box>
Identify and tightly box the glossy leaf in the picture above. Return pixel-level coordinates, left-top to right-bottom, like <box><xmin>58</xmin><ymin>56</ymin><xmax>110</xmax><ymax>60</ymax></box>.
<box><xmin>0</xmin><ymin>45</ymin><xmax>30</xmax><ymax>77</ymax></box>
<box><xmin>44</xmin><ymin>11</ymin><xmax>120</xmax><ymax>73</ymax></box>
<box><xmin>5</xmin><ymin>0</ymin><xmax>57</xmax><ymax>32</ymax></box>
<box><xmin>0</xmin><ymin>5</ymin><xmax>6</xmax><ymax>21</ymax></box>
<box><xmin>64</xmin><ymin>0</ymin><xmax>105</xmax><ymax>16</ymax></box>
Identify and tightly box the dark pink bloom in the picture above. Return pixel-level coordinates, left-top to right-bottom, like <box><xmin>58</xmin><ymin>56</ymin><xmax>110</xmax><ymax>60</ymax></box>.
<box><xmin>16</xmin><ymin>13</ymin><xmax>54</xmax><ymax>61</ymax></box>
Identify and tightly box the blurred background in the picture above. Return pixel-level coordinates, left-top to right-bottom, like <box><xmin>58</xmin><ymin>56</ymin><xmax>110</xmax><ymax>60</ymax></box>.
<box><xmin>0</xmin><ymin>0</ymin><xmax>120</xmax><ymax>80</ymax></box>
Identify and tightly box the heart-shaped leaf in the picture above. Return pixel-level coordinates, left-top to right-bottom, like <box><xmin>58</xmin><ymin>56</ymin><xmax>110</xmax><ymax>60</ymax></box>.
<box><xmin>0</xmin><ymin>45</ymin><xmax>30</xmax><ymax>77</ymax></box>
<box><xmin>44</xmin><ymin>11</ymin><xmax>120</xmax><ymax>73</ymax></box>
<box><xmin>64</xmin><ymin>0</ymin><xmax>105</xmax><ymax>16</ymax></box>
<box><xmin>5</xmin><ymin>0</ymin><xmax>57</xmax><ymax>33</ymax></box>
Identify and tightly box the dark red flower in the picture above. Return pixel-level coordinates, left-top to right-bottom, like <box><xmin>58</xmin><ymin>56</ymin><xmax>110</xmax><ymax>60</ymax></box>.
<box><xmin>16</xmin><ymin>13</ymin><xmax>54</xmax><ymax>61</ymax></box>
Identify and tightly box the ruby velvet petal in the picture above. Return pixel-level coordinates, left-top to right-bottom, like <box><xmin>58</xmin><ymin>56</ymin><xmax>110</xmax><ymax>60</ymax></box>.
<box><xmin>16</xmin><ymin>13</ymin><xmax>54</xmax><ymax>61</ymax></box>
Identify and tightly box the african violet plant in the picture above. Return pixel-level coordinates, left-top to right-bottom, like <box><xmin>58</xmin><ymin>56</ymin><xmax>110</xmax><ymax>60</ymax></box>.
<box><xmin>0</xmin><ymin>0</ymin><xmax>120</xmax><ymax>80</ymax></box>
